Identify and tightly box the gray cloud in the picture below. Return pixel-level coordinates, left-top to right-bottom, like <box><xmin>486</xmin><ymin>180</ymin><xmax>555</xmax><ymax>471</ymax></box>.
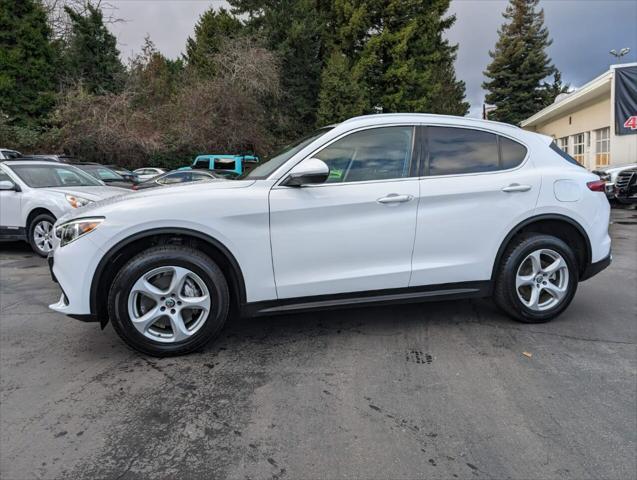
<box><xmin>109</xmin><ymin>0</ymin><xmax>637</xmax><ymax>118</ymax></box>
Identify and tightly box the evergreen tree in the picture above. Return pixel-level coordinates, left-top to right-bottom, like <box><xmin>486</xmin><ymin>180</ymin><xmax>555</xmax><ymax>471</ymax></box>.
<box><xmin>63</xmin><ymin>3</ymin><xmax>125</xmax><ymax>94</ymax></box>
<box><xmin>316</xmin><ymin>50</ymin><xmax>367</xmax><ymax>125</ymax></box>
<box><xmin>0</xmin><ymin>0</ymin><xmax>57</xmax><ymax>126</ymax></box>
<box><xmin>543</xmin><ymin>71</ymin><xmax>569</xmax><ymax>105</ymax></box>
<box><xmin>229</xmin><ymin>0</ymin><xmax>328</xmax><ymax>137</ymax></box>
<box><xmin>130</xmin><ymin>37</ymin><xmax>184</xmax><ymax>107</ymax></box>
<box><xmin>185</xmin><ymin>8</ymin><xmax>243</xmax><ymax>75</ymax></box>
<box><xmin>350</xmin><ymin>0</ymin><xmax>468</xmax><ymax>114</ymax></box>
<box><xmin>483</xmin><ymin>0</ymin><xmax>559</xmax><ymax>125</ymax></box>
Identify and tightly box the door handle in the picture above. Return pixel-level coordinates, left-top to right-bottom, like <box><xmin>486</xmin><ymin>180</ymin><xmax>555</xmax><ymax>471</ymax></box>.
<box><xmin>377</xmin><ymin>193</ymin><xmax>413</xmax><ymax>204</ymax></box>
<box><xmin>501</xmin><ymin>183</ymin><xmax>532</xmax><ymax>193</ymax></box>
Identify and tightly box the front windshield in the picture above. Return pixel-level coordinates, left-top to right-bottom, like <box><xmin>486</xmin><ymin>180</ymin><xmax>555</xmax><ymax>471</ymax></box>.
<box><xmin>10</xmin><ymin>164</ymin><xmax>103</xmax><ymax>188</ymax></box>
<box><xmin>243</xmin><ymin>127</ymin><xmax>333</xmax><ymax>180</ymax></box>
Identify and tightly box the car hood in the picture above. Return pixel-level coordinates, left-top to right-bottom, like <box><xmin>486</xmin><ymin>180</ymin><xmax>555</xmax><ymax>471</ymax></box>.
<box><xmin>597</xmin><ymin>163</ymin><xmax>637</xmax><ymax>174</ymax></box>
<box><xmin>60</xmin><ymin>179</ymin><xmax>256</xmax><ymax>222</ymax></box>
<box><xmin>45</xmin><ymin>186</ymin><xmax>129</xmax><ymax>201</ymax></box>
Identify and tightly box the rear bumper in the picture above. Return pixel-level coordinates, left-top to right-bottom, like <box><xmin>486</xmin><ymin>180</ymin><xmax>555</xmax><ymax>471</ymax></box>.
<box><xmin>581</xmin><ymin>252</ymin><xmax>611</xmax><ymax>281</ymax></box>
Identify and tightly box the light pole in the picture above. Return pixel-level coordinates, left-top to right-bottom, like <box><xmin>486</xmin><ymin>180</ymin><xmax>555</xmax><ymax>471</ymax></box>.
<box><xmin>609</xmin><ymin>48</ymin><xmax>631</xmax><ymax>60</ymax></box>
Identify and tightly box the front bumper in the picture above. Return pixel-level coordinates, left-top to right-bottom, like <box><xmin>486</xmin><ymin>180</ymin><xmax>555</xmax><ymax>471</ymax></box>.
<box><xmin>48</xmin><ymin>253</ymin><xmax>98</xmax><ymax>322</ymax></box>
<box><xmin>580</xmin><ymin>252</ymin><xmax>612</xmax><ymax>281</ymax></box>
<box><xmin>48</xmin><ymin>233</ymin><xmax>103</xmax><ymax>320</ymax></box>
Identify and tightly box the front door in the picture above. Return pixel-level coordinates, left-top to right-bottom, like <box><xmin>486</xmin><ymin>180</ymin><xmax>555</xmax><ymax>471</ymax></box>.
<box><xmin>269</xmin><ymin>125</ymin><xmax>420</xmax><ymax>299</ymax></box>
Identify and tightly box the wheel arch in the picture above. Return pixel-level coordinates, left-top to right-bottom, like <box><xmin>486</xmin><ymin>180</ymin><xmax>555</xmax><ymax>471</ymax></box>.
<box><xmin>90</xmin><ymin>228</ymin><xmax>247</xmax><ymax>327</ymax></box>
<box><xmin>491</xmin><ymin>214</ymin><xmax>592</xmax><ymax>284</ymax></box>
<box><xmin>26</xmin><ymin>208</ymin><xmax>56</xmax><ymax>230</ymax></box>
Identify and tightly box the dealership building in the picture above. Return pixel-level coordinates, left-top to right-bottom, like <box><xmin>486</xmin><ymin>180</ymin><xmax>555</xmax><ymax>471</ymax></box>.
<box><xmin>521</xmin><ymin>63</ymin><xmax>637</xmax><ymax>170</ymax></box>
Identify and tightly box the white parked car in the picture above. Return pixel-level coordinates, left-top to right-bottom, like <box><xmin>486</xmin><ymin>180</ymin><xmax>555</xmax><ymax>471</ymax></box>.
<box><xmin>133</xmin><ymin>167</ymin><xmax>166</xmax><ymax>182</ymax></box>
<box><xmin>49</xmin><ymin>114</ymin><xmax>611</xmax><ymax>356</ymax></box>
<box><xmin>0</xmin><ymin>160</ymin><xmax>127</xmax><ymax>256</ymax></box>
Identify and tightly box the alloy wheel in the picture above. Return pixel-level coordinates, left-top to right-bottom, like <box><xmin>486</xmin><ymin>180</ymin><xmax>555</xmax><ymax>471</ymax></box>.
<box><xmin>515</xmin><ymin>249</ymin><xmax>569</xmax><ymax>311</ymax></box>
<box><xmin>127</xmin><ymin>266</ymin><xmax>211</xmax><ymax>343</ymax></box>
<box><xmin>33</xmin><ymin>220</ymin><xmax>54</xmax><ymax>254</ymax></box>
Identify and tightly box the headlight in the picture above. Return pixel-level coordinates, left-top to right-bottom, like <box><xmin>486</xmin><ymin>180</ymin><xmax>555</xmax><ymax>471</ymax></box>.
<box><xmin>55</xmin><ymin>217</ymin><xmax>104</xmax><ymax>247</ymax></box>
<box><xmin>65</xmin><ymin>194</ymin><xmax>93</xmax><ymax>208</ymax></box>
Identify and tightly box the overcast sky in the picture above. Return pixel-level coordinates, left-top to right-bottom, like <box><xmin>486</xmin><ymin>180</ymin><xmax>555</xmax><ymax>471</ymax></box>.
<box><xmin>109</xmin><ymin>0</ymin><xmax>637</xmax><ymax>118</ymax></box>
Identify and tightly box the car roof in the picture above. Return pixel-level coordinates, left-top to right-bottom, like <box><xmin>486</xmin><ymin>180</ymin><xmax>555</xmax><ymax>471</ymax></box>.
<box><xmin>333</xmin><ymin>113</ymin><xmax>551</xmax><ymax>145</ymax></box>
<box><xmin>341</xmin><ymin>113</ymin><xmax>520</xmax><ymax>130</ymax></box>
<box><xmin>1</xmin><ymin>159</ymin><xmax>69</xmax><ymax>166</ymax></box>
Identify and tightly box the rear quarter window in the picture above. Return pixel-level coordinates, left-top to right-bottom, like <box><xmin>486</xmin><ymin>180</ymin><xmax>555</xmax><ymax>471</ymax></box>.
<box><xmin>550</xmin><ymin>142</ymin><xmax>584</xmax><ymax>167</ymax></box>
<box><xmin>500</xmin><ymin>137</ymin><xmax>527</xmax><ymax>169</ymax></box>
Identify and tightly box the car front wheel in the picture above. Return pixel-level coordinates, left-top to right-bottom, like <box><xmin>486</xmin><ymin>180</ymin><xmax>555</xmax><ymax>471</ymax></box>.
<box><xmin>108</xmin><ymin>246</ymin><xmax>229</xmax><ymax>356</ymax></box>
<box><xmin>28</xmin><ymin>213</ymin><xmax>56</xmax><ymax>257</ymax></box>
<box><xmin>494</xmin><ymin>234</ymin><xmax>578</xmax><ymax>323</ymax></box>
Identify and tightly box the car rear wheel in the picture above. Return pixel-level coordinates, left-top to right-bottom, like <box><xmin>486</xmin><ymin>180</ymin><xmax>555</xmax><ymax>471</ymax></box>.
<box><xmin>28</xmin><ymin>213</ymin><xmax>56</xmax><ymax>257</ymax></box>
<box><xmin>108</xmin><ymin>246</ymin><xmax>229</xmax><ymax>356</ymax></box>
<box><xmin>494</xmin><ymin>234</ymin><xmax>578</xmax><ymax>323</ymax></box>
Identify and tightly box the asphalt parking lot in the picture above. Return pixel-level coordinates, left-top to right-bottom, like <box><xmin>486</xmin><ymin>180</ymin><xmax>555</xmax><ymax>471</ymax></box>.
<box><xmin>1</xmin><ymin>208</ymin><xmax>635</xmax><ymax>480</ymax></box>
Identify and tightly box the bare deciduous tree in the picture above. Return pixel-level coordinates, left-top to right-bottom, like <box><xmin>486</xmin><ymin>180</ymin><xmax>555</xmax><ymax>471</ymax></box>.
<box><xmin>54</xmin><ymin>37</ymin><xmax>281</xmax><ymax>168</ymax></box>
<box><xmin>42</xmin><ymin>0</ymin><xmax>122</xmax><ymax>39</ymax></box>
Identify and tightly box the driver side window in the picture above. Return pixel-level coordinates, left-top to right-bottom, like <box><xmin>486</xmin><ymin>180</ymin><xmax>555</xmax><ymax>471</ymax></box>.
<box><xmin>314</xmin><ymin>126</ymin><xmax>414</xmax><ymax>183</ymax></box>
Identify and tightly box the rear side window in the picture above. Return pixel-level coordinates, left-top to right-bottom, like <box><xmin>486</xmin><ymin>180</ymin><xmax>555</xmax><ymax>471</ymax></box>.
<box><xmin>428</xmin><ymin>127</ymin><xmax>499</xmax><ymax>175</ymax></box>
<box><xmin>500</xmin><ymin>137</ymin><xmax>527</xmax><ymax>169</ymax></box>
<box><xmin>193</xmin><ymin>159</ymin><xmax>210</xmax><ymax>168</ymax></box>
<box><xmin>550</xmin><ymin>142</ymin><xmax>584</xmax><ymax>167</ymax></box>
<box><xmin>427</xmin><ymin>127</ymin><xmax>528</xmax><ymax>175</ymax></box>
<box><xmin>0</xmin><ymin>169</ymin><xmax>12</xmax><ymax>182</ymax></box>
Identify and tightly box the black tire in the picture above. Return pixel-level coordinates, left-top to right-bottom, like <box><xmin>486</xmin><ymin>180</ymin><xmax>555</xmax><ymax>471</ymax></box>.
<box><xmin>493</xmin><ymin>234</ymin><xmax>579</xmax><ymax>323</ymax></box>
<box><xmin>28</xmin><ymin>213</ymin><xmax>56</xmax><ymax>257</ymax></box>
<box><xmin>108</xmin><ymin>245</ymin><xmax>229</xmax><ymax>356</ymax></box>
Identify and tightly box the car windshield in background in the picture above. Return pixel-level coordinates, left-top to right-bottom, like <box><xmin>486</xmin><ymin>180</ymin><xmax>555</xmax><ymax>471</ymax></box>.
<box><xmin>243</xmin><ymin>127</ymin><xmax>334</xmax><ymax>180</ymax></box>
<box><xmin>10</xmin><ymin>164</ymin><xmax>103</xmax><ymax>188</ymax></box>
<box><xmin>81</xmin><ymin>165</ymin><xmax>124</xmax><ymax>181</ymax></box>
<box><xmin>2</xmin><ymin>150</ymin><xmax>21</xmax><ymax>159</ymax></box>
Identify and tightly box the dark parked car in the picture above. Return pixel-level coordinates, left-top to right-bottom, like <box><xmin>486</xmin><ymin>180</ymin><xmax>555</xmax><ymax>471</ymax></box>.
<box><xmin>614</xmin><ymin>168</ymin><xmax>637</xmax><ymax>204</ymax></box>
<box><xmin>133</xmin><ymin>169</ymin><xmax>221</xmax><ymax>190</ymax></box>
<box><xmin>105</xmin><ymin>165</ymin><xmax>140</xmax><ymax>184</ymax></box>
<box><xmin>74</xmin><ymin>164</ymin><xmax>136</xmax><ymax>189</ymax></box>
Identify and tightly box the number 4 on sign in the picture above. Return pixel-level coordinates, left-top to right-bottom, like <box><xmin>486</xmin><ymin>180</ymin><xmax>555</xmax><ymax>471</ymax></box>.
<box><xmin>624</xmin><ymin>116</ymin><xmax>637</xmax><ymax>130</ymax></box>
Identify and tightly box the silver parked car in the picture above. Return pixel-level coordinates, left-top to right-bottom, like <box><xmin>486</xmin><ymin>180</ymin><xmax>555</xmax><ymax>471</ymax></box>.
<box><xmin>0</xmin><ymin>160</ymin><xmax>127</xmax><ymax>256</ymax></box>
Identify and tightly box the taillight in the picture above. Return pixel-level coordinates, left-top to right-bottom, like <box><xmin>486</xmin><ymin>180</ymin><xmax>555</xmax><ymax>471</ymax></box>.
<box><xmin>587</xmin><ymin>180</ymin><xmax>606</xmax><ymax>192</ymax></box>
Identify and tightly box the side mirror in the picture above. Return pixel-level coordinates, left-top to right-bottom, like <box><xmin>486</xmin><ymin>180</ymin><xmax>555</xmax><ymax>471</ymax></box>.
<box><xmin>282</xmin><ymin>158</ymin><xmax>330</xmax><ymax>187</ymax></box>
<box><xmin>0</xmin><ymin>180</ymin><xmax>18</xmax><ymax>191</ymax></box>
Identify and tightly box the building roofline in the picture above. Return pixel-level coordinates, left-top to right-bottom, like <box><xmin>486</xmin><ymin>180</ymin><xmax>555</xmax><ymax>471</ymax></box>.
<box><xmin>520</xmin><ymin>69</ymin><xmax>614</xmax><ymax>128</ymax></box>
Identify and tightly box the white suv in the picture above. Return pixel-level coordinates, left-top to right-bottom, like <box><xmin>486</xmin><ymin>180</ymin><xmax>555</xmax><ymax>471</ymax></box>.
<box><xmin>0</xmin><ymin>160</ymin><xmax>126</xmax><ymax>256</ymax></box>
<box><xmin>48</xmin><ymin>114</ymin><xmax>611</xmax><ymax>356</ymax></box>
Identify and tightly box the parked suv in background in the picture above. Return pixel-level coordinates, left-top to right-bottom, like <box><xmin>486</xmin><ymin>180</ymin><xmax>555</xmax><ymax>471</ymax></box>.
<box><xmin>49</xmin><ymin>114</ymin><xmax>611</xmax><ymax>356</ymax></box>
<box><xmin>592</xmin><ymin>163</ymin><xmax>637</xmax><ymax>200</ymax></box>
<box><xmin>614</xmin><ymin>168</ymin><xmax>637</xmax><ymax>204</ymax></box>
<box><xmin>0</xmin><ymin>160</ymin><xmax>126</xmax><ymax>256</ymax></box>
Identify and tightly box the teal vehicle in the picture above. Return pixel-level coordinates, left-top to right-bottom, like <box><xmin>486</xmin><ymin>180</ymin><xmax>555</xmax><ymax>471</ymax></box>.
<box><xmin>182</xmin><ymin>154</ymin><xmax>260</xmax><ymax>178</ymax></box>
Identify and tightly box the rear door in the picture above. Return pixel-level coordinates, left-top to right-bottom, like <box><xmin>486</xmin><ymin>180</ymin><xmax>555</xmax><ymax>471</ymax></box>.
<box><xmin>410</xmin><ymin>126</ymin><xmax>541</xmax><ymax>287</ymax></box>
<box><xmin>269</xmin><ymin>125</ymin><xmax>421</xmax><ymax>299</ymax></box>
